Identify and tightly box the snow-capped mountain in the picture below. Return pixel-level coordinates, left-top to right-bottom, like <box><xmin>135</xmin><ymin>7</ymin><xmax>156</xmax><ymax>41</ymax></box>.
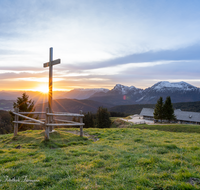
<box><xmin>88</xmin><ymin>81</ymin><xmax>200</xmax><ymax>105</ymax></box>
<box><xmin>136</xmin><ymin>81</ymin><xmax>200</xmax><ymax>104</ymax></box>
<box><xmin>150</xmin><ymin>81</ymin><xmax>197</xmax><ymax>92</ymax></box>
<box><xmin>112</xmin><ymin>84</ymin><xmax>142</xmax><ymax>95</ymax></box>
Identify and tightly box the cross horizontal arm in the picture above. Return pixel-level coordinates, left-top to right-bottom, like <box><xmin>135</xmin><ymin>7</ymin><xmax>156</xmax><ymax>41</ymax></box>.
<box><xmin>43</xmin><ymin>59</ymin><xmax>61</xmax><ymax>68</ymax></box>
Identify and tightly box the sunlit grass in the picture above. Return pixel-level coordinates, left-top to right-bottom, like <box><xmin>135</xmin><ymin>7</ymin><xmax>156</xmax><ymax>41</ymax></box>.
<box><xmin>0</xmin><ymin>127</ymin><xmax>200</xmax><ymax>189</ymax></box>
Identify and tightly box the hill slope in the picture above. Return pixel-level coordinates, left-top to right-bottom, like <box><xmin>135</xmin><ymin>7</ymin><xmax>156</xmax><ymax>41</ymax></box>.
<box><xmin>58</xmin><ymin>88</ymin><xmax>109</xmax><ymax>100</ymax></box>
<box><xmin>0</xmin><ymin>128</ymin><xmax>200</xmax><ymax>189</ymax></box>
<box><xmin>35</xmin><ymin>98</ymin><xmax>200</xmax><ymax>115</ymax></box>
<box><xmin>35</xmin><ymin>98</ymin><xmax>112</xmax><ymax>113</ymax></box>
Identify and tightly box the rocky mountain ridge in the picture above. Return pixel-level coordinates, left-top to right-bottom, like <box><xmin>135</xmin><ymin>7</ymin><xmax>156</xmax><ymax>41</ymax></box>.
<box><xmin>88</xmin><ymin>81</ymin><xmax>200</xmax><ymax>105</ymax></box>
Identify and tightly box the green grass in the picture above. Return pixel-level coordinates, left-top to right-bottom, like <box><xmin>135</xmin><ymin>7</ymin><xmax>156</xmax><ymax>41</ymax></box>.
<box><xmin>110</xmin><ymin>116</ymin><xmax>131</xmax><ymax>122</ymax></box>
<box><xmin>124</xmin><ymin>116</ymin><xmax>133</xmax><ymax>120</ymax></box>
<box><xmin>1</xmin><ymin>127</ymin><xmax>200</xmax><ymax>189</ymax></box>
<box><xmin>110</xmin><ymin>117</ymin><xmax>125</xmax><ymax>122</ymax></box>
<box><xmin>111</xmin><ymin>118</ymin><xmax>130</xmax><ymax>128</ymax></box>
<box><xmin>130</xmin><ymin>123</ymin><xmax>200</xmax><ymax>134</ymax></box>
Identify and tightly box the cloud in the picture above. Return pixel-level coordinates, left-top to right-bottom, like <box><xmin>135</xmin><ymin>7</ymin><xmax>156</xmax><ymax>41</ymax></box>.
<box><xmin>1</xmin><ymin>0</ymin><xmax>200</xmax><ymax>90</ymax></box>
<box><xmin>2</xmin><ymin>0</ymin><xmax>200</xmax><ymax>67</ymax></box>
<box><xmin>65</xmin><ymin>43</ymin><xmax>200</xmax><ymax>70</ymax></box>
<box><xmin>55</xmin><ymin>59</ymin><xmax>200</xmax><ymax>89</ymax></box>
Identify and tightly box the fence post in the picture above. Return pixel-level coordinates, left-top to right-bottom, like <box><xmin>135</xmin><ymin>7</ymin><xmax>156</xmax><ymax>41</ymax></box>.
<box><xmin>14</xmin><ymin>108</ymin><xmax>19</xmax><ymax>136</ymax></box>
<box><xmin>45</xmin><ymin>107</ymin><xmax>49</xmax><ymax>140</ymax></box>
<box><xmin>49</xmin><ymin>116</ymin><xmax>53</xmax><ymax>132</ymax></box>
<box><xmin>80</xmin><ymin>110</ymin><xmax>83</xmax><ymax>137</ymax></box>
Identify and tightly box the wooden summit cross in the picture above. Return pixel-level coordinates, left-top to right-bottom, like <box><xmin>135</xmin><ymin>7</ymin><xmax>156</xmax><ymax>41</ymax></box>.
<box><xmin>12</xmin><ymin>48</ymin><xmax>84</xmax><ymax>140</ymax></box>
<box><xmin>43</xmin><ymin>47</ymin><xmax>61</xmax><ymax>132</ymax></box>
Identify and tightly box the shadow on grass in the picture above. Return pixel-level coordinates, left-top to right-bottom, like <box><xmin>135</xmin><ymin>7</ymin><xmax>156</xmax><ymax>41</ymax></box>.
<box><xmin>39</xmin><ymin>135</ymin><xmax>90</xmax><ymax>149</ymax></box>
<box><xmin>5</xmin><ymin>130</ymin><xmax>91</xmax><ymax>149</ymax></box>
<box><xmin>18</xmin><ymin>131</ymin><xmax>91</xmax><ymax>149</ymax></box>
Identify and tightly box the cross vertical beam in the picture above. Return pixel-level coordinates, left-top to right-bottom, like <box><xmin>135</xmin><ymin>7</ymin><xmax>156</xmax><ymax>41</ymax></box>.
<box><xmin>43</xmin><ymin>47</ymin><xmax>61</xmax><ymax>132</ymax></box>
<box><xmin>49</xmin><ymin>47</ymin><xmax>53</xmax><ymax>116</ymax></box>
<box><xmin>49</xmin><ymin>48</ymin><xmax>53</xmax><ymax>131</ymax></box>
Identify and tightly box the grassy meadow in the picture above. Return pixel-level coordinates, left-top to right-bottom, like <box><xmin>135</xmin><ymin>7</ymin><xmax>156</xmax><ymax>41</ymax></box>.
<box><xmin>1</xmin><ymin>124</ymin><xmax>200</xmax><ymax>189</ymax></box>
<box><xmin>131</xmin><ymin>123</ymin><xmax>200</xmax><ymax>134</ymax></box>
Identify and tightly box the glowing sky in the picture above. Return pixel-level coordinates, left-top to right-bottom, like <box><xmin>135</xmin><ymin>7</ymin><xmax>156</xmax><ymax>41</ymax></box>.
<box><xmin>1</xmin><ymin>0</ymin><xmax>200</xmax><ymax>91</ymax></box>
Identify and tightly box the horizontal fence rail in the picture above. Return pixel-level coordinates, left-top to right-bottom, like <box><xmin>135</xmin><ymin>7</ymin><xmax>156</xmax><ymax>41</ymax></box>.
<box><xmin>46</xmin><ymin>123</ymin><xmax>84</xmax><ymax>126</ymax></box>
<box><xmin>54</xmin><ymin>119</ymin><xmax>82</xmax><ymax>124</ymax></box>
<box><xmin>19</xmin><ymin>112</ymin><xmax>45</xmax><ymax>114</ymax></box>
<box><xmin>12</xmin><ymin>111</ymin><xmax>45</xmax><ymax>124</ymax></box>
<box><xmin>12</xmin><ymin>108</ymin><xmax>84</xmax><ymax>140</ymax></box>
<box><xmin>13</xmin><ymin>121</ymin><xmax>43</xmax><ymax>125</ymax></box>
<box><xmin>47</xmin><ymin>112</ymin><xmax>84</xmax><ymax>117</ymax></box>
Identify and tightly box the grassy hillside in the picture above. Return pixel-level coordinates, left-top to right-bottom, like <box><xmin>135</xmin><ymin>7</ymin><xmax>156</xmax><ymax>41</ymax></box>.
<box><xmin>130</xmin><ymin>123</ymin><xmax>200</xmax><ymax>133</ymax></box>
<box><xmin>1</xmin><ymin>127</ymin><xmax>200</xmax><ymax>189</ymax></box>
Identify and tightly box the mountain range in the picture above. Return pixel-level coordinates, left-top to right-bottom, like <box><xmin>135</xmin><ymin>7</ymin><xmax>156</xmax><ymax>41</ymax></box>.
<box><xmin>85</xmin><ymin>81</ymin><xmax>200</xmax><ymax>105</ymax></box>
<box><xmin>34</xmin><ymin>81</ymin><xmax>200</xmax><ymax>114</ymax></box>
<box><xmin>2</xmin><ymin>81</ymin><xmax>200</xmax><ymax>112</ymax></box>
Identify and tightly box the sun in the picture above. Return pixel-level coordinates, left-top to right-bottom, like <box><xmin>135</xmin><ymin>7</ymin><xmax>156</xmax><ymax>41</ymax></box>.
<box><xmin>34</xmin><ymin>85</ymin><xmax>49</xmax><ymax>94</ymax></box>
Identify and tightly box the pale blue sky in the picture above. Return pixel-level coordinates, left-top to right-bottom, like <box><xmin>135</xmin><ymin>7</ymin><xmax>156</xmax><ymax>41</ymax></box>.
<box><xmin>1</xmin><ymin>0</ymin><xmax>200</xmax><ymax>91</ymax></box>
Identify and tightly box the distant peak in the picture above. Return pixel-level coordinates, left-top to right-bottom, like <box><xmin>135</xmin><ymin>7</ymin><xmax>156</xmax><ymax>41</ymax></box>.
<box><xmin>114</xmin><ymin>84</ymin><xmax>126</xmax><ymax>88</ymax></box>
<box><xmin>114</xmin><ymin>84</ymin><xmax>137</xmax><ymax>88</ymax></box>
<box><xmin>152</xmin><ymin>81</ymin><xmax>196</xmax><ymax>91</ymax></box>
<box><xmin>114</xmin><ymin>84</ymin><xmax>125</xmax><ymax>88</ymax></box>
<box><xmin>112</xmin><ymin>84</ymin><xmax>138</xmax><ymax>94</ymax></box>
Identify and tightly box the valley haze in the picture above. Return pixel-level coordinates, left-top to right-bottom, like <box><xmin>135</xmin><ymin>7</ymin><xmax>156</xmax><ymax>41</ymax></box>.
<box><xmin>2</xmin><ymin>81</ymin><xmax>200</xmax><ymax>112</ymax></box>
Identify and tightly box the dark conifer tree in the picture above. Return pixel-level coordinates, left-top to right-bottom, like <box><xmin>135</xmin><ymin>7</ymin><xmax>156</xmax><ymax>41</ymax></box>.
<box><xmin>13</xmin><ymin>93</ymin><xmax>35</xmax><ymax>131</ymax></box>
<box><xmin>163</xmin><ymin>96</ymin><xmax>176</xmax><ymax>122</ymax></box>
<box><xmin>83</xmin><ymin>112</ymin><xmax>94</xmax><ymax>128</ymax></box>
<box><xmin>96</xmin><ymin>107</ymin><xmax>111</xmax><ymax>128</ymax></box>
<box><xmin>13</xmin><ymin>93</ymin><xmax>35</xmax><ymax>112</ymax></box>
<box><xmin>153</xmin><ymin>97</ymin><xmax>164</xmax><ymax>122</ymax></box>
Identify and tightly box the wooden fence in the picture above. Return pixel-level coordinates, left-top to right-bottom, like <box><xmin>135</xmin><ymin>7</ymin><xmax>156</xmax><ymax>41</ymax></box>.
<box><xmin>12</xmin><ymin>108</ymin><xmax>84</xmax><ymax>140</ymax></box>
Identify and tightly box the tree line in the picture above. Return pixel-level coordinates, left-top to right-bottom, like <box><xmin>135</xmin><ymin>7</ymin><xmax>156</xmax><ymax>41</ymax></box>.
<box><xmin>72</xmin><ymin>107</ymin><xmax>112</xmax><ymax>128</ymax></box>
